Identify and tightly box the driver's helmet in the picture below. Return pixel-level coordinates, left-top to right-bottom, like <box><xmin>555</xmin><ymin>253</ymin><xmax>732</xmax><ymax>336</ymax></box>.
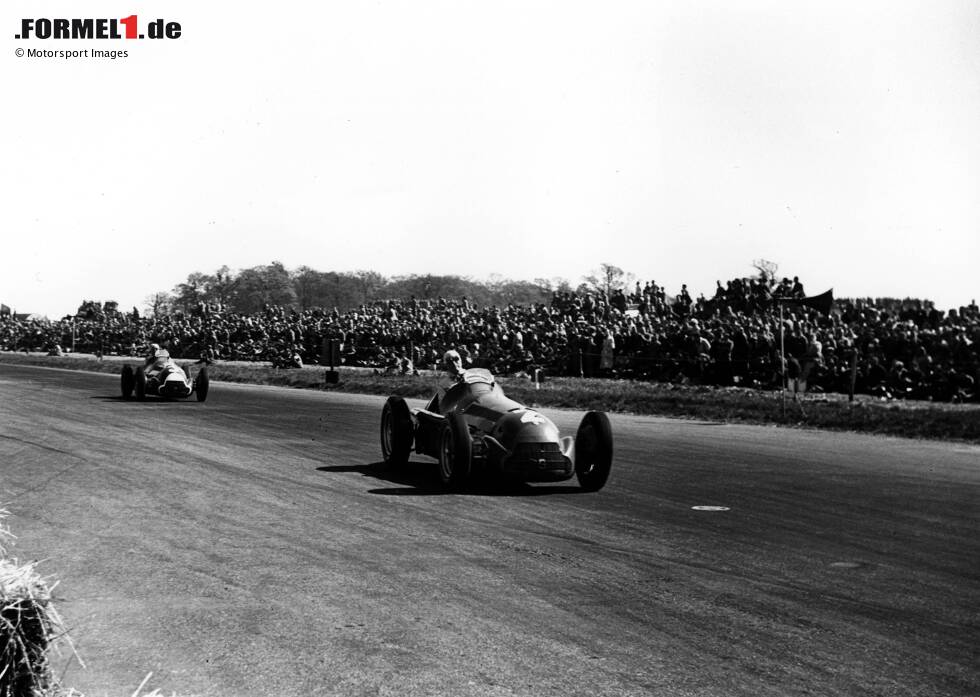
<box><xmin>148</xmin><ymin>343</ymin><xmax>169</xmax><ymax>362</ymax></box>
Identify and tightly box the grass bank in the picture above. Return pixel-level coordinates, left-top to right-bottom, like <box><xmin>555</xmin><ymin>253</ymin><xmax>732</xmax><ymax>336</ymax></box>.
<box><xmin>2</xmin><ymin>352</ymin><xmax>978</xmax><ymax>444</ymax></box>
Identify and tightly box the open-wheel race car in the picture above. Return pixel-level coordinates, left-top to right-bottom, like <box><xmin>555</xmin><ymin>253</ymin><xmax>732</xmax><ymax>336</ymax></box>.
<box><xmin>380</xmin><ymin>369</ymin><xmax>612</xmax><ymax>490</ymax></box>
<box><xmin>120</xmin><ymin>349</ymin><xmax>209</xmax><ymax>402</ymax></box>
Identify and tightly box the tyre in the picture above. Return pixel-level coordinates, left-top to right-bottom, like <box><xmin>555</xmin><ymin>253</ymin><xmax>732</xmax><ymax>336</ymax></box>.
<box><xmin>380</xmin><ymin>396</ymin><xmax>413</xmax><ymax>467</ymax></box>
<box><xmin>121</xmin><ymin>365</ymin><xmax>134</xmax><ymax>399</ymax></box>
<box><xmin>134</xmin><ymin>366</ymin><xmax>147</xmax><ymax>401</ymax></box>
<box><xmin>438</xmin><ymin>412</ymin><xmax>472</xmax><ymax>488</ymax></box>
<box><xmin>195</xmin><ymin>366</ymin><xmax>210</xmax><ymax>402</ymax></box>
<box><xmin>574</xmin><ymin>411</ymin><xmax>613</xmax><ymax>492</ymax></box>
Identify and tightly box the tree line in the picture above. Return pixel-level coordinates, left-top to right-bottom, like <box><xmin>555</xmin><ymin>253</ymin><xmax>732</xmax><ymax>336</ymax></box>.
<box><xmin>138</xmin><ymin>261</ymin><xmax>615</xmax><ymax>317</ymax></box>
<box><xmin>78</xmin><ymin>261</ymin><xmax>805</xmax><ymax>320</ymax></box>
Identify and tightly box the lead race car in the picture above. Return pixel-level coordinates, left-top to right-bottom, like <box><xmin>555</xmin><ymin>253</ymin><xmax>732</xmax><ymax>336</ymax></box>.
<box><xmin>120</xmin><ymin>349</ymin><xmax>209</xmax><ymax>402</ymax></box>
<box><xmin>380</xmin><ymin>369</ymin><xmax>612</xmax><ymax>490</ymax></box>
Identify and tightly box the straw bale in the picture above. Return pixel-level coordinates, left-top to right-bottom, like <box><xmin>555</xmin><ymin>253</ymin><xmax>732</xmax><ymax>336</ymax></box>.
<box><xmin>0</xmin><ymin>510</ymin><xmax>86</xmax><ymax>697</ymax></box>
<box><xmin>0</xmin><ymin>558</ymin><xmax>57</xmax><ymax>697</ymax></box>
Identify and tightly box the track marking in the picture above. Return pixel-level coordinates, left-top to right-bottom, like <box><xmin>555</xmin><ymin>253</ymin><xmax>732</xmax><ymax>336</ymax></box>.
<box><xmin>691</xmin><ymin>505</ymin><xmax>730</xmax><ymax>511</ymax></box>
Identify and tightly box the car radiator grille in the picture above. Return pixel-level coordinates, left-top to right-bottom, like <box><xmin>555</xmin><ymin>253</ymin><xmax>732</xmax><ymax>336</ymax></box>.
<box><xmin>508</xmin><ymin>442</ymin><xmax>567</xmax><ymax>469</ymax></box>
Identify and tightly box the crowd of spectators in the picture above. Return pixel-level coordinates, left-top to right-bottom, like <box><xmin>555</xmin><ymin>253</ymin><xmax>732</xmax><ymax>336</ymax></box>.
<box><xmin>1</xmin><ymin>274</ymin><xmax>977</xmax><ymax>402</ymax></box>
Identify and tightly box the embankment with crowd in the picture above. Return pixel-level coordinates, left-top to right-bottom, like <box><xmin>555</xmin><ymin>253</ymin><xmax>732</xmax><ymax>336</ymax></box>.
<box><xmin>2</xmin><ymin>274</ymin><xmax>977</xmax><ymax>403</ymax></box>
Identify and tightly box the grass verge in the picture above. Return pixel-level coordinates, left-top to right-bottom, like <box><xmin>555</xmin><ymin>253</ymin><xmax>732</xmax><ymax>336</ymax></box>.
<box><xmin>2</xmin><ymin>352</ymin><xmax>978</xmax><ymax>444</ymax></box>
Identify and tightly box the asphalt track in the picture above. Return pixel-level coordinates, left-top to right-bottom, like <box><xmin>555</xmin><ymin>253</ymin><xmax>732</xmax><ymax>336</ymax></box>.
<box><xmin>0</xmin><ymin>363</ymin><xmax>977</xmax><ymax>697</ymax></box>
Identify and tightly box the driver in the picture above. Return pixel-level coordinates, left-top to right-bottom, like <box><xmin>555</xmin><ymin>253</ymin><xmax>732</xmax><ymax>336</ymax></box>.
<box><xmin>424</xmin><ymin>349</ymin><xmax>467</xmax><ymax>414</ymax></box>
<box><xmin>443</xmin><ymin>349</ymin><xmax>466</xmax><ymax>383</ymax></box>
<box><xmin>144</xmin><ymin>343</ymin><xmax>169</xmax><ymax>369</ymax></box>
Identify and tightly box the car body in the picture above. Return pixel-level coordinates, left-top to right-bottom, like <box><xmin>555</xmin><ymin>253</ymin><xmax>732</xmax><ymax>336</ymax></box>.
<box><xmin>380</xmin><ymin>368</ymin><xmax>612</xmax><ymax>490</ymax></box>
<box><xmin>120</xmin><ymin>349</ymin><xmax>209</xmax><ymax>402</ymax></box>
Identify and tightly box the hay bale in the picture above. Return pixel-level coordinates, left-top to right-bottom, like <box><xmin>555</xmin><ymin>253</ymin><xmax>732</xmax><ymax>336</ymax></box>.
<box><xmin>0</xmin><ymin>559</ymin><xmax>55</xmax><ymax>697</ymax></box>
<box><xmin>0</xmin><ymin>509</ymin><xmax>66</xmax><ymax>697</ymax></box>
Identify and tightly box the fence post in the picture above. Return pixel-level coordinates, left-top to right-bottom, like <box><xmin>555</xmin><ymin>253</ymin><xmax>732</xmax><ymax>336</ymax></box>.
<box><xmin>324</xmin><ymin>338</ymin><xmax>339</xmax><ymax>384</ymax></box>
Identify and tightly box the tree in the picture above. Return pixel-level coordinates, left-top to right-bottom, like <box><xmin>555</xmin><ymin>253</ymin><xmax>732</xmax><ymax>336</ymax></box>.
<box><xmin>383</xmin><ymin>274</ymin><xmax>488</xmax><ymax>304</ymax></box>
<box><xmin>535</xmin><ymin>277</ymin><xmax>573</xmax><ymax>296</ymax></box>
<box><xmin>151</xmin><ymin>263</ymin><xmax>579</xmax><ymax>316</ymax></box>
<box><xmin>292</xmin><ymin>266</ymin><xmax>322</xmax><ymax>311</ymax></box>
<box><xmin>209</xmin><ymin>265</ymin><xmax>235</xmax><ymax>307</ymax></box>
<box><xmin>352</xmin><ymin>270</ymin><xmax>385</xmax><ymax>305</ymax></box>
<box><xmin>171</xmin><ymin>267</ymin><xmax>236</xmax><ymax>313</ymax></box>
<box><xmin>584</xmin><ymin>263</ymin><xmax>631</xmax><ymax>297</ymax></box>
<box><xmin>494</xmin><ymin>279</ymin><xmax>552</xmax><ymax>305</ymax></box>
<box><xmin>144</xmin><ymin>292</ymin><xmax>173</xmax><ymax>317</ymax></box>
<box><xmin>172</xmin><ymin>271</ymin><xmax>212</xmax><ymax>313</ymax></box>
<box><xmin>290</xmin><ymin>268</ymin><xmax>368</xmax><ymax>311</ymax></box>
<box><xmin>752</xmin><ymin>259</ymin><xmax>779</xmax><ymax>283</ymax></box>
<box><xmin>228</xmin><ymin>261</ymin><xmax>297</xmax><ymax>313</ymax></box>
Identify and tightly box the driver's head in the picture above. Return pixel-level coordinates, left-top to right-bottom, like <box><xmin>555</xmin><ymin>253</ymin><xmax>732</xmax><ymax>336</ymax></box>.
<box><xmin>443</xmin><ymin>349</ymin><xmax>463</xmax><ymax>376</ymax></box>
<box><xmin>149</xmin><ymin>343</ymin><xmax>161</xmax><ymax>354</ymax></box>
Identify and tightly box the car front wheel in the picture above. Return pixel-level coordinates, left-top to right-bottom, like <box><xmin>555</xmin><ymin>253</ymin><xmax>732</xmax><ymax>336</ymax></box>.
<box><xmin>195</xmin><ymin>366</ymin><xmax>210</xmax><ymax>402</ymax></box>
<box><xmin>381</xmin><ymin>396</ymin><xmax>413</xmax><ymax>467</ymax></box>
<box><xmin>134</xmin><ymin>366</ymin><xmax>147</xmax><ymax>401</ymax></box>
<box><xmin>121</xmin><ymin>365</ymin><xmax>135</xmax><ymax>399</ymax></box>
<box><xmin>438</xmin><ymin>413</ymin><xmax>472</xmax><ymax>489</ymax></box>
<box><xmin>574</xmin><ymin>411</ymin><xmax>613</xmax><ymax>492</ymax></box>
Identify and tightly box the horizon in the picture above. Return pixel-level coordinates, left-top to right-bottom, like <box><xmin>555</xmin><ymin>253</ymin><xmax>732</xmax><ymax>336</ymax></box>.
<box><xmin>1</xmin><ymin>261</ymin><xmax>971</xmax><ymax>320</ymax></box>
<box><xmin>2</xmin><ymin>255</ymin><xmax>977</xmax><ymax>319</ymax></box>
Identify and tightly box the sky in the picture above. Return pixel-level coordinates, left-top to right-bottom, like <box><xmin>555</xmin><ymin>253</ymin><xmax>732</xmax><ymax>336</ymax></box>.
<box><xmin>3</xmin><ymin>1</ymin><xmax>978</xmax><ymax>318</ymax></box>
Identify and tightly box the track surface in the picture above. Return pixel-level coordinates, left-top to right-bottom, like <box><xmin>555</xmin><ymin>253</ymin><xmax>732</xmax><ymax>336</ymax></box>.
<box><xmin>0</xmin><ymin>364</ymin><xmax>977</xmax><ymax>697</ymax></box>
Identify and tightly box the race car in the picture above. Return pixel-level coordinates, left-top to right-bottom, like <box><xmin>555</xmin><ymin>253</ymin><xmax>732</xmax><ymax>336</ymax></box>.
<box><xmin>380</xmin><ymin>368</ymin><xmax>612</xmax><ymax>490</ymax></box>
<box><xmin>120</xmin><ymin>349</ymin><xmax>209</xmax><ymax>402</ymax></box>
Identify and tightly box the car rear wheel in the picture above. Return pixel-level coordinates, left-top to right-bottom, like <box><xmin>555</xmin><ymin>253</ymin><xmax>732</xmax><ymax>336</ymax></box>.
<box><xmin>134</xmin><ymin>366</ymin><xmax>147</xmax><ymax>401</ymax></box>
<box><xmin>195</xmin><ymin>366</ymin><xmax>210</xmax><ymax>402</ymax></box>
<box><xmin>439</xmin><ymin>413</ymin><xmax>472</xmax><ymax>489</ymax></box>
<box><xmin>574</xmin><ymin>411</ymin><xmax>613</xmax><ymax>492</ymax></box>
<box><xmin>381</xmin><ymin>396</ymin><xmax>413</xmax><ymax>467</ymax></box>
<box><xmin>121</xmin><ymin>365</ymin><xmax>135</xmax><ymax>399</ymax></box>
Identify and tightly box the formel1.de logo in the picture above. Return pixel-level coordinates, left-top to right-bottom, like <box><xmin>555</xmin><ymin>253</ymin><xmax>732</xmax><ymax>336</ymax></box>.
<box><xmin>16</xmin><ymin>16</ymin><xmax>182</xmax><ymax>40</ymax></box>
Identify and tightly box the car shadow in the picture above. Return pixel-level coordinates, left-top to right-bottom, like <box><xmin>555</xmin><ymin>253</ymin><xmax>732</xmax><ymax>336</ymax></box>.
<box><xmin>316</xmin><ymin>461</ymin><xmax>586</xmax><ymax>497</ymax></box>
<box><xmin>91</xmin><ymin>395</ymin><xmax>201</xmax><ymax>405</ymax></box>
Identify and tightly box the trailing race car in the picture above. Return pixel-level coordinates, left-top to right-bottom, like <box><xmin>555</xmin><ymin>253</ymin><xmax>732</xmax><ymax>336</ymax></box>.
<box><xmin>120</xmin><ymin>349</ymin><xmax>209</xmax><ymax>402</ymax></box>
<box><xmin>380</xmin><ymin>368</ymin><xmax>612</xmax><ymax>490</ymax></box>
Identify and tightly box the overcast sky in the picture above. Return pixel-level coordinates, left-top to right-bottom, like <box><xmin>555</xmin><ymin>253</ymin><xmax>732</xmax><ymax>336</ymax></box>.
<box><xmin>3</xmin><ymin>1</ymin><xmax>978</xmax><ymax>318</ymax></box>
